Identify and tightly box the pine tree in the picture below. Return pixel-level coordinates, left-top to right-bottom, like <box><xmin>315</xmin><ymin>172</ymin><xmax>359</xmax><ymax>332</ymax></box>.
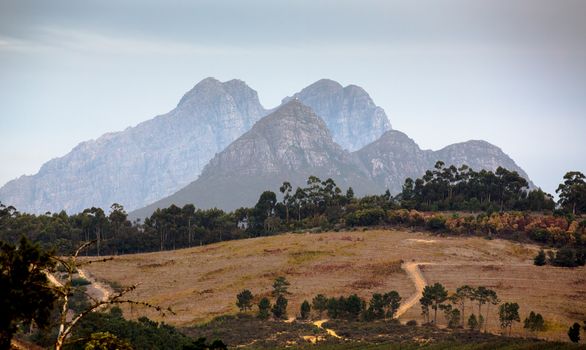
<box><xmin>299</xmin><ymin>300</ymin><xmax>311</xmax><ymax>320</ymax></box>
<box><xmin>533</xmin><ymin>249</ymin><xmax>547</xmax><ymax>266</ymax></box>
<box><xmin>272</xmin><ymin>295</ymin><xmax>288</xmax><ymax>319</ymax></box>
<box><xmin>568</xmin><ymin>322</ymin><xmax>581</xmax><ymax>343</ymax></box>
<box><xmin>257</xmin><ymin>298</ymin><xmax>271</xmax><ymax>320</ymax></box>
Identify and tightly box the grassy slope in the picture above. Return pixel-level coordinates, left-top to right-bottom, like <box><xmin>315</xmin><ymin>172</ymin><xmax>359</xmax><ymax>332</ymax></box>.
<box><xmin>83</xmin><ymin>229</ymin><xmax>586</xmax><ymax>342</ymax></box>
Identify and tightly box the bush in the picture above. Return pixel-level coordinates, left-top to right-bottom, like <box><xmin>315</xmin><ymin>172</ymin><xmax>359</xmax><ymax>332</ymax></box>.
<box><xmin>533</xmin><ymin>249</ymin><xmax>546</xmax><ymax>266</ymax></box>
<box><xmin>345</xmin><ymin>208</ymin><xmax>386</xmax><ymax>227</ymax></box>
<box><xmin>552</xmin><ymin>247</ymin><xmax>580</xmax><ymax>267</ymax></box>
<box><xmin>426</xmin><ymin>215</ymin><xmax>446</xmax><ymax>231</ymax></box>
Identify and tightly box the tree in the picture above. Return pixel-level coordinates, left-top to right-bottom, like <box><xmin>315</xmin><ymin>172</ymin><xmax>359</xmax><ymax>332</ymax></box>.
<box><xmin>421</xmin><ymin>283</ymin><xmax>448</xmax><ymax>325</ymax></box>
<box><xmin>257</xmin><ymin>298</ymin><xmax>271</xmax><ymax>320</ymax></box>
<box><xmin>453</xmin><ymin>285</ymin><xmax>474</xmax><ymax>327</ymax></box>
<box><xmin>0</xmin><ymin>237</ymin><xmax>57</xmax><ymax>349</ymax></box>
<box><xmin>184</xmin><ymin>337</ymin><xmax>228</xmax><ymax>350</ymax></box>
<box><xmin>312</xmin><ymin>294</ymin><xmax>328</xmax><ymax>317</ymax></box>
<box><xmin>345</xmin><ymin>294</ymin><xmax>364</xmax><ymax>320</ymax></box>
<box><xmin>368</xmin><ymin>294</ymin><xmax>386</xmax><ymax>319</ymax></box>
<box><xmin>523</xmin><ymin>311</ymin><xmax>545</xmax><ymax>333</ymax></box>
<box><xmin>472</xmin><ymin>286</ymin><xmax>492</xmax><ymax>329</ymax></box>
<box><xmin>272</xmin><ymin>276</ymin><xmax>290</xmax><ymax>297</ymax></box>
<box><xmin>446</xmin><ymin>308</ymin><xmax>461</xmax><ymax>329</ymax></box>
<box><xmin>568</xmin><ymin>322</ymin><xmax>581</xmax><ymax>343</ymax></box>
<box><xmin>482</xmin><ymin>288</ymin><xmax>499</xmax><ymax>333</ymax></box>
<box><xmin>272</xmin><ymin>295</ymin><xmax>288</xmax><ymax>319</ymax></box>
<box><xmin>84</xmin><ymin>332</ymin><xmax>133</xmax><ymax>350</ymax></box>
<box><xmin>468</xmin><ymin>314</ymin><xmax>479</xmax><ymax>331</ymax></box>
<box><xmin>236</xmin><ymin>289</ymin><xmax>254</xmax><ymax>312</ymax></box>
<box><xmin>498</xmin><ymin>302</ymin><xmax>520</xmax><ymax>336</ymax></box>
<box><xmin>299</xmin><ymin>300</ymin><xmax>311</xmax><ymax>320</ymax></box>
<box><xmin>556</xmin><ymin>171</ymin><xmax>586</xmax><ymax>215</ymax></box>
<box><xmin>254</xmin><ymin>191</ymin><xmax>277</xmax><ymax>230</ymax></box>
<box><xmin>419</xmin><ymin>295</ymin><xmax>432</xmax><ymax>324</ymax></box>
<box><xmin>552</xmin><ymin>247</ymin><xmax>580</xmax><ymax>267</ymax></box>
<box><xmin>279</xmin><ymin>182</ymin><xmax>293</xmax><ymax>224</ymax></box>
<box><xmin>384</xmin><ymin>291</ymin><xmax>401</xmax><ymax>319</ymax></box>
<box><xmin>52</xmin><ymin>241</ymin><xmax>170</xmax><ymax>350</ymax></box>
<box><xmin>533</xmin><ymin>250</ymin><xmax>547</xmax><ymax>266</ymax></box>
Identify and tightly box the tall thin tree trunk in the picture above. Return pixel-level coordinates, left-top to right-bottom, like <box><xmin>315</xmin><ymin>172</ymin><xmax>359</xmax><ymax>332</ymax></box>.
<box><xmin>484</xmin><ymin>304</ymin><xmax>490</xmax><ymax>333</ymax></box>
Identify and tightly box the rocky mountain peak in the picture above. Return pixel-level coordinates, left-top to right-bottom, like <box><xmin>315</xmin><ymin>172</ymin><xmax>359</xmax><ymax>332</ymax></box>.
<box><xmin>177</xmin><ymin>77</ymin><xmax>223</xmax><ymax>106</ymax></box>
<box><xmin>284</xmin><ymin>79</ymin><xmax>392</xmax><ymax>151</ymax></box>
<box><xmin>0</xmin><ymin>77</ymin><xmax>267</xmax><ymax>214</ymax></box>
<box><xmin>130</xmin><ymin>101</ymin><xmax>378</xmax><ymax>217</ymax></box>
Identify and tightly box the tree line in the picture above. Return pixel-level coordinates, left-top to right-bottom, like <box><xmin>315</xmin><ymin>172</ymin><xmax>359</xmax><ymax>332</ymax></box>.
<box><xmin>235</xmin><ymin>276</ymin><xmax>402</xmax><ymax>323</ymax></box>
<box><xmin>1</xmin><ymin>165</ymin><xmax>585</xmax><ymax>257</ymax></box>
<box><xmin>398</xmin><ymin>161</ymin><xmax>555</xmax><ymax>212</ymax></box>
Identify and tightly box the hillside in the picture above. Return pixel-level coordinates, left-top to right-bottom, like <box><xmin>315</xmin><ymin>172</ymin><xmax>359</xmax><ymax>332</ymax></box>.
<box><xmin>82</xmin><ymin>229</ymin><xmax>585</xmax><ymax>342</ymax></box>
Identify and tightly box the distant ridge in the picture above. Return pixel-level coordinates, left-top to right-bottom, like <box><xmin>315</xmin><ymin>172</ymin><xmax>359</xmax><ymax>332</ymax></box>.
<box><xmin>355</xmin><ymin>130</ymin><xmax>534</xmax><ymax>195</ymax></box>
<box><xmin>0</xmin><ymin>78</ymin><xmax>267</xmax><ymax>213</ymax></box>
<box><xmin>131</xmin><ymin>102</ymin><xmax>533</xmax><ymax>219</ymax></box>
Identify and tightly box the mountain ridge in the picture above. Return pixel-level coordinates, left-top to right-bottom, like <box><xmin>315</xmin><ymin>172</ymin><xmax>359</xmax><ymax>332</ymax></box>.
<box><xmin>1</xmin><ymin>78</ymin><xmax>535</xmax><ymax>216</ymax></box>
<box><xmin>0</xmin><ymin>77</ymin><xmax>267</xmax><ymax>214</ymax></box>
<box><xmin>131</xmin><ymin>99</ymin><xmax>380</xmax><ymax>217</ymax></box>
<box><xmin>130</xmin><ymin>101</ymin><xmax>533</xmax><ymax>219</ymax></box>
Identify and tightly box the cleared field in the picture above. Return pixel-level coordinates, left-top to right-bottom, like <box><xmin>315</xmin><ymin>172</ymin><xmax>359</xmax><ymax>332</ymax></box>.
<box><xmin>82</xmin><ymin>229</ymin><xmax>585</xmax><ymax>341</ymax></box>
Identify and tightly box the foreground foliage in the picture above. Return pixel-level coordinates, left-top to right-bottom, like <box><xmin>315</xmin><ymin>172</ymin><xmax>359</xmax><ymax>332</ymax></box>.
<box><xmin>0</xmin><ymin>236</ymin><xmax>57</xmax><ymax>349</ymax></box>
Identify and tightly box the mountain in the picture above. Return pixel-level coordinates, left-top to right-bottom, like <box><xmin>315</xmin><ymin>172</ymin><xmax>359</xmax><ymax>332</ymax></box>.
<box><xmin>355</xmin><ymin>130</ymin><xmax>533</xmax><ymax>194</ymax></box>
<box><xmin>0</xmin><ymin>78</ymin><xmax>267</xmax><ymax>214</ymax></box>
<box><xmin>131</xmin><ymin>100</ymin><xmax>379</xmax><ymax>217</ymax></box>
<box><xmin>354</xmin><ymin>130</ymin><xmax>433</xmax><ymax>194</ymax></box>
<box><xmin>283</xmin><ymin>79</ymin><xmax>391</xmax><ymax>151</ymax></box>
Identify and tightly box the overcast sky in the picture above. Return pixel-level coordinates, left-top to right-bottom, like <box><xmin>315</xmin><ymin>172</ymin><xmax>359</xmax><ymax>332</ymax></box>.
<box><xmin>1</xmin><ymin>0</ymin><xmax>585</xmax><ymax>196</ymax></box>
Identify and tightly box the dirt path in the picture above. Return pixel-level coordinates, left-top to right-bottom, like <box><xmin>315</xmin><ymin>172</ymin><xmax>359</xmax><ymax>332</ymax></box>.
<box><xmin>313</xmin><ymin>319</ymin><xmax>341</xmax><ymax>338</ymax></box>
<box><xmin>78</xmin><ymin>268</ymin><xmax>112</xmax><ymax>303</ymax></box>
<box><xmin>395</xmin><ymin>262</ymin><xmax>427</xmax><ymax>319</ymax></box>
<box><xmin>45</xmin><ymin>271</ymin><xmax>64</xmax><ymax>288</ymax></box>
<box><xmin>395</xmin><ymin>261</ymin><xmax>534</xmax><ymax>319</ymax></box>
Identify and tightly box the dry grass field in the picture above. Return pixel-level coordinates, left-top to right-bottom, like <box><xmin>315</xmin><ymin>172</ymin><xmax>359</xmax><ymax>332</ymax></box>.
<box><xmin>82</xmin><ymin>229</ymin><xmax>585</xmax><ymax>341</ymax></box>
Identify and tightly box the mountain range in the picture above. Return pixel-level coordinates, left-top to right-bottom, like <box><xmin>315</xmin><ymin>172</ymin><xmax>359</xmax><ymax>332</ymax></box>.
<box><xmin>131</xmin><ymin>99</ymin><xmax>530</xmax><ymax>217</ymax></box>
<box><xmin>0</xmin><ymin>78</ymin><xmax>532</xmax><ymax>216</ymax></box>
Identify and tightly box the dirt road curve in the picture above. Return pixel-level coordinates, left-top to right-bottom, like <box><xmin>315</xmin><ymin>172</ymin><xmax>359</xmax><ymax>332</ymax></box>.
<box><xmin>395</xmin><ymin>262</ymin><xmax>427</xmax><ymax>319</ymax></box>
<box><xmin>78</xmin><ymin>269</ymin><xmax>112</xmax><ymax>302</ymax></box>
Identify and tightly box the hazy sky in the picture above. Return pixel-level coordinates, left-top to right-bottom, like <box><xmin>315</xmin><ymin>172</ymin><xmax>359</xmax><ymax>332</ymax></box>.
<box><xmin>1</xmin><ymin>0</ymin><xmax>585</xmax><ymax>197</ymax></box>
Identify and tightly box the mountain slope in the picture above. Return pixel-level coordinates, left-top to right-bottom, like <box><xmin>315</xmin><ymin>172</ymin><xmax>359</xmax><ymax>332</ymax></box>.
<box><xmin>131</xmin><ymin>100</ymin><xmax>378</xmax><ymax>217</ymax></box>
<box><xmin>354</xmin><ymin>130</ymin><xmax>432</xmax><ymax>194</ymax></box>
<box><xmin>355</xmin><ymin>130</ymin><xmax>533</xmax><ymax>193</ymax></box>
<box><xmin>0</xmin><ymin>78</ymin><xmax>267</xmax><ymax>214</ymax></box>
<box><xmin>284</xmin><ymin>79</ymin><xmax>391</xmax><ymax>151</ymax></box>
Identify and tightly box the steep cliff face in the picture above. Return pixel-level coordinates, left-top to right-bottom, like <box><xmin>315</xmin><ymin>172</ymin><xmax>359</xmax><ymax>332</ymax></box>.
<box><xmin>131</xmin><ymin>100</ymin><xmax>378</xmax><ymax>217</ymax></box>
<box><xmin>355</xmin><ymin>131</ymin><xmax>533</xmax><ymax>193</ymax></box>
<box><xmin>0</xmin><ymin>78</ymin><xmax>267</xmax><ymax>214</ymax></box>
<box><xmin>284</xmin><ymin>79</ymin><xmax>391</xmax><ymax>151</ymax></box>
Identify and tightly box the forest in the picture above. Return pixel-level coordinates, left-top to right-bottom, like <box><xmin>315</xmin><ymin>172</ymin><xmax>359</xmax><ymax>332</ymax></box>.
<box><xmin>0</xmin><ymin>163</ymin><xmax>584</xmax><ymax>260</ymax></box>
